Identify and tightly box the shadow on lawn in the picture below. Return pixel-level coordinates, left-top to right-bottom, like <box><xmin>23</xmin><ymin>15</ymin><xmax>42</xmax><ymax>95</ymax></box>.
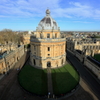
<box><xmin>51</xmin><ymin>66</ymin><xmax>95</xmax><ymax>100</ymax></box>
<box><xmin>52</xmin><ymin>68</ymin><xmax>78</xmax><ymax>94</ymax></box>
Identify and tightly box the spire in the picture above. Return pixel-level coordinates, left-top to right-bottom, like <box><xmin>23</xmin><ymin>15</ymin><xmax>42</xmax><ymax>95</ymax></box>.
<box><xmin>46</xmin><ymin>9</ymin><xmax>50</xmax><ymax>16</ymax></box>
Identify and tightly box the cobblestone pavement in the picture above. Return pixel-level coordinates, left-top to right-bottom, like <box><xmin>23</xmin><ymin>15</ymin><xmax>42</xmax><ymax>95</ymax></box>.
<box><xmin>0</xmin><ymin>51</ymin><xmax>99</xmax><ymax>100</ymax></box>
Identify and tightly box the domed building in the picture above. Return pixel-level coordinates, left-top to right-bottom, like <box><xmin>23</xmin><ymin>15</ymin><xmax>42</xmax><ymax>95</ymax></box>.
<box><xmin>30</xmin><ymin>9</ymin><xmax>66</xmax><ymax>69</ymax></box>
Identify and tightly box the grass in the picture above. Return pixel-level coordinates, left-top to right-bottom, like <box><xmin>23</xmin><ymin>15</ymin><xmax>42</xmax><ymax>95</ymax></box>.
<box><xmin>18</xmin><ymin>64</ymin><xmax>79</xmax><ymax>95</ymax></box>
<box><xmin>18</xmin><ymin>65</ymin><xmax>48</xmax><ymax>95</ymax></box>
<box><xmin>94</xmin><ymin>54</ymin><xmax>100</xmax><ymax>62</ymax></box>
<box><xmin>51</xmin><ymin>64</ymin><xmax>79</xmax><ymax>95</ymax></box>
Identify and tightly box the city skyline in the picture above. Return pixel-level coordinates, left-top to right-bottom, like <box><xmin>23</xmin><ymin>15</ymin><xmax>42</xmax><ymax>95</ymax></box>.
<box><xmin>0</xmin><ymin>0</ymin><xmax>100</xmax><ymax>31</ymax></box>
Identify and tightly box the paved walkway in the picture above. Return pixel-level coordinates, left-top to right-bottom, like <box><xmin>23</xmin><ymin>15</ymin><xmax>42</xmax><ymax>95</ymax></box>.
<box><xmin>47</xmin><ymin>67</ymin><xmax>53</xmax><ymax>98</ymax></box>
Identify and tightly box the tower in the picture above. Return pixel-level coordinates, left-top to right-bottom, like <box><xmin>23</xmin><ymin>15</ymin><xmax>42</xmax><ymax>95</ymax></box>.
<box><xmin>30</xmin><ymin>9</ymin><xmax>66</xmax><ymax>69</ymax></box>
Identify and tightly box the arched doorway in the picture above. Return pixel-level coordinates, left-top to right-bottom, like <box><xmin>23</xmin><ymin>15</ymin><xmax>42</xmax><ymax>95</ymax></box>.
<box><xmin>47</xmin><ymin>61</ymin><xmax>51</xmax><ymax>67</ymax></box>
<box><xmin>33</xmin><ymin>59</ymin><xmax>36</xmax><ymax>66</ymax></box>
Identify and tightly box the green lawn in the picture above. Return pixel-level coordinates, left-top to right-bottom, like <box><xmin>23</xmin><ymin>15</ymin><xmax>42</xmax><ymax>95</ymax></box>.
<box><xmin>94</xmin><ymin>54</ymin><xmax>100</xmax><ymax>62</ymax></box>
<box><xmin>51</xmin><ymin>64</ymin><xmax>79</xmax><ymax>95</ymax></box>
<box><xmin>18</xmin><ymin>64</ymin><xmax>79</xmax><ymax>95</ymax></box>
<box><xmin>18</xmin><ymin>65</ymin><xmax>48</xmax><ymax>95</ymax></box>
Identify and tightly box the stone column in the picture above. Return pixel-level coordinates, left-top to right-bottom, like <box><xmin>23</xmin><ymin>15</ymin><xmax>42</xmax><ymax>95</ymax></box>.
<box><xmin>53</xmin><ymin>45</ymin><xmax>54</xmax><ymax>57</ymax></box>
<box><xmin>45</xmin><ymin>45</ymin><xmax>47</xmax><ymax>58</ymax></box>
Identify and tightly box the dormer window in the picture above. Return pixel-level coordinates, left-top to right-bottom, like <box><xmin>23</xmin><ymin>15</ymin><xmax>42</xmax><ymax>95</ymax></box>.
<box><xmin>47</xmin><ymin>34</ymin><xmax>50</xmax><ymax>38</ymax></box>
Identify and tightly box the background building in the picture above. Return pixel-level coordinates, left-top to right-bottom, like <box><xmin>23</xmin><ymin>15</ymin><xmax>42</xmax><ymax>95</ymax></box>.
<box><xmin>0</xmin><ymin>45</ymin><xmax>24</xmax><ymax>74</ymax></box>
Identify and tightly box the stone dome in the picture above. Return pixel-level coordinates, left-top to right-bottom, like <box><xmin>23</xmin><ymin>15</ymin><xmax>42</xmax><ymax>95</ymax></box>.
<box><xmin>37</xmin><ymin>9</ymin><xmax>59</xmax><ymax>30</ymax></box>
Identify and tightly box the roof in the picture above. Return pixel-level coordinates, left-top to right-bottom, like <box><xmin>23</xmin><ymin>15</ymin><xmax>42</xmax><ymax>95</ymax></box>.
<box><xmin>37</xmin><ymin>9</ymin><xmax>59</xmax><ymax>30</ymax></box>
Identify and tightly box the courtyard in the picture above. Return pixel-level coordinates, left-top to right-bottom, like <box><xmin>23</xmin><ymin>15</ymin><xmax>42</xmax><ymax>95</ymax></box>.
<box><xmin>0</xmin><ymin>52</ymin><xmax>98</xmax><ymax>100</ymax></box>
<box><xmin>51</xmin><ymin>64</ymin><xmax>79</xmax><ymax>95</ymax></box>
<box><xmin>18</xmin><ymin>65</ymin><xmax>48</xmax><ymax>95</ymax></box>
<box><xmin>18</xmin><ymin>64</ymin><xmax>79</xmax><ymax>96</ymax></box>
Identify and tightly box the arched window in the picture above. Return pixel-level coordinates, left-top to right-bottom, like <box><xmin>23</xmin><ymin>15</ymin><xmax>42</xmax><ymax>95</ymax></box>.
<box><xmin>47</xmin><ymin>34</ymin><xmax>50</xmax><ymax>38</ymax></box>
<box><xmin>47</xmin><ymin>61</ymin><xmax>51</xmax><ymax>67</ymax></box>
<box><xmin>55</xmin><ymin>33</ymin><xmax>57</xmax><ymax>38</ymax></box>
<box><xmin>48</xmin><ymin>47</ymin><xmax>50</xmax><ymax>51</ymax></box>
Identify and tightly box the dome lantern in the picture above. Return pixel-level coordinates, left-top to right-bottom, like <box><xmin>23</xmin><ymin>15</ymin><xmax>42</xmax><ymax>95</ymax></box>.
<box><xmin>37</xmin><ymin>9</ymin><xmax>59</xmax><ymax>30</ymax></box>
<box><xmin>46</xmin><ymin>9</ymin><xmax>50</xmax><ymax>16</ymax></box>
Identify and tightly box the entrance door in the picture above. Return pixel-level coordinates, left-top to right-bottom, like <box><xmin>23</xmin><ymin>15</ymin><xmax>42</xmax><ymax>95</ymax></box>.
<box><xmin>47</xmin><ymin>61</ymin><xmax>51</xmax><ymax>67</ymax></box>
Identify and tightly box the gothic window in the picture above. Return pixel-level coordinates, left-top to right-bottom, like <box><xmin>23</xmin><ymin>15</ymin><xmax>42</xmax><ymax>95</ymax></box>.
<box><xmin>47</xmin><ymin>34</ymin><xmax>50</xmax><ymax>38</ymax></box>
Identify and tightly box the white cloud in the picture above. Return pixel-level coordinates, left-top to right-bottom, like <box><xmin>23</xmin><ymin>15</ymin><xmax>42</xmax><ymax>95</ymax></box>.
<box><xmin>69</xmin><ymin>2</ymin><xmax>90</xmax><ymax>9</ymax></box>
<box><xmin>73</xmin><ymin>21</ymin><xmax>93</xmax><ymax>23</ymax></box>
<box><xmin>0</xmin><ymin>0</ymin><xmax>100</xmax><ymax>20</ymax></box>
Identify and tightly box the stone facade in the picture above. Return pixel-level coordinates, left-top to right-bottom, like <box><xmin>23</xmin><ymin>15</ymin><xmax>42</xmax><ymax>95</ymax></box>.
<box><xmin>0</xmin><ymin>45</ymin><xmax>24</xmax><ymax>74</ymax></box>
<box><xmin>84</xmin><ymin>57</ymin><xmax>100</xmax><ymax>79</ymax></box>
<box><xmin>21</xmin><ymin>34</ymin><xmax>31</xmax><ymax>45</ymax></box>
<box><xmin>68</xmin><ymin>48</ymin><xmax>100</xmax><ymax>80</ymax></box>
<box><xmin>30</xmin><ymin>9</ymin><xmax>66</xmax><ymax>69</ymax></box>
<box><xmin>67</xmin><ymin>38</ymin><xmax>100</xmax><ymax>56</ymax></box>
<box><xmin>67</xmin><ymin>37</ymin><xmax>100</xmax><ymax>80</ymax></box>
<box><xmin>0</xmin><ymin>44</ymin><xmax>18</xmax><ymax>53</ymax></box>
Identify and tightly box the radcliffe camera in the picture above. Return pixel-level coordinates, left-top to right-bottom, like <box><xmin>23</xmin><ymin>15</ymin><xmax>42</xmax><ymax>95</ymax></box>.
<box><xmin>0</xmin><ymin>1</ymin><xmax>100</xmax><ymax>100</ymax></box>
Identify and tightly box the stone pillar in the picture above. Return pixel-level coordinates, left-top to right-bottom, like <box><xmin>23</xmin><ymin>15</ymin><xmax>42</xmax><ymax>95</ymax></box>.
<box><xmin>38</xmin><ymin>45</ymin><xmax>40</xmax><ymax>57</ymax></box>
<box><xmin>53</xmin><ymin>45</ymin><xmax>55</xmax><ymax>57</ymax></box>
<box><xmin>92</xmin><ymin>50</ymin><xmax>94</xmax><ymax>57</ymax></box>
<box><xmin>42</xmin><ymin>45</ymin><xmax>46</xmax><ymax>58</ymax></box>
<box><xmin>58</xmin><ymin>44</ymin><xmax>60</xmax><ymax>56</ymax></box>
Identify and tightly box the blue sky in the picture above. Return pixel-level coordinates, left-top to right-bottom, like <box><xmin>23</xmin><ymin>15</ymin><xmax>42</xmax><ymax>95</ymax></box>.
<box><xmin>0</xmin><ymin>0</ymin><xmax>100</xmax><ymax>31</ymax></box>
